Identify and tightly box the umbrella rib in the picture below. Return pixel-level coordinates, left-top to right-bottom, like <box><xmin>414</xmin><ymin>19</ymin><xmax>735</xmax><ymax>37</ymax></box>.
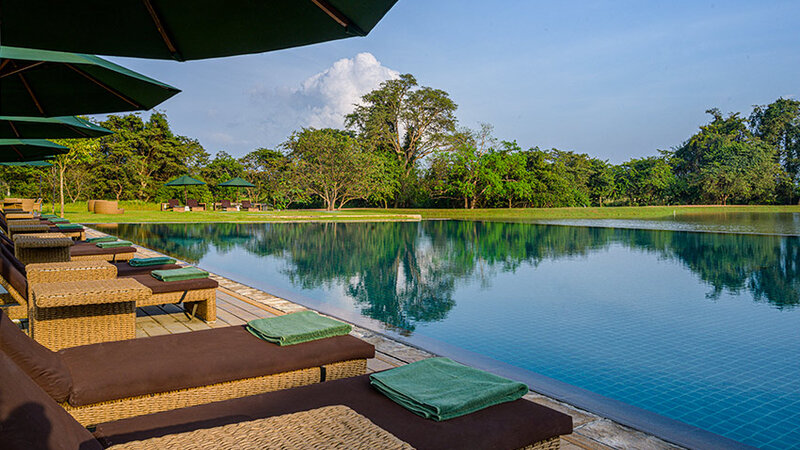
<box><xmin>0</xmin><ymin>61</ymin><xmax>46</xmax><ymax>79</ymax></box>
<box><xmin>64</xmin><ymin>124</ymin><xmax>90</xmax><ymax>138</ymax></box>
<box><xmin>18</xmin><ymin>73</ymin><xmax>47</xmax><ymax>115</ymax></box>
<box><xmin>64</xmin><ymin>64</ymin><xmax>143</xmax><ymax>109</ymax></box>
<box><xmin>9</xmin><ymin>145</ymin><xmax>24</xmax><ymax>160</ymax></box>
<box><xmin>310</xmin><ymin>0</ymin><xmax>366</xmax><ymax>35</ymax></box>
<box><xmin>8</xmin><ymin>122</ymin><xmax>21</xmax><ymax>138</ymax></box>
<box><xmin>142</xmin><ymin>0</ymin><xmax>182</xmax><ymax>59</ymax></box>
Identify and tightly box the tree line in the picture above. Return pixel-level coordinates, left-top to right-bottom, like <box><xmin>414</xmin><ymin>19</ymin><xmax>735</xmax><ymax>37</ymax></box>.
<box><xmin>1</xmin><ymin>73</ymin><xmax>798</xmax><ymax>209</ymax></box>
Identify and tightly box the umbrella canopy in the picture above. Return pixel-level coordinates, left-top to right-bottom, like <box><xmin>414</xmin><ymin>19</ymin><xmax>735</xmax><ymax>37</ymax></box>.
<box><xmin>0</xmin><ymin>160</ymin><xmax>53</xmax><ymax>167</ymax></box>
<box><xmin>0</xmin><ymin>46</ymin><xmax>180</xmax><ymax>117</ymax></box>
<box><xmin>0</xmin><ymin>116</ymin><xmax>112</xmax><ymax>139</ymax></box>
<box><xmin>0</xmin><ymin>0</ymin><xmax>398</xmax><ymax>61</ymax></box>
<box><xmin>0</xmin><ymin>139</ymin><xmax>68</xmax><ymax>162</ymax></box>
<box><xmin>218</xmin><ymin>177</ymin><xmax>255</xmax><ymax>188</ymax></box>
<box><xmin>165</xmin><ymin>175</ymin><xmax>205</xmax><ymax>186</ymax></box>
<box><xmin>165</xmin><ymin>175</ymin><xmax>205</xmax><ymax>204</ymax></box>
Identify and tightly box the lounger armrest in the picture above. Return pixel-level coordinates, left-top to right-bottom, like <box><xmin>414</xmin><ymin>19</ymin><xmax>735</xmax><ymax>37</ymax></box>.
<box><xmin>26</xmin><ymin>260</ymin><xmax>118</xmax><ymax>284</ymax></box>
<box><xmin>32</xmin><ymin>279</ymin><xmax>151</xmax><ymax>308</ymax></box>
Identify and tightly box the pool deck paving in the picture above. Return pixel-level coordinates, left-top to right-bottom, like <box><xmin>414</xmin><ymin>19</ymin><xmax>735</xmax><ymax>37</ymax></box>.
<box><xmin>86</xmin><ymin>227</ymin><xmax>681</xmax><ymax>450</ymax></box>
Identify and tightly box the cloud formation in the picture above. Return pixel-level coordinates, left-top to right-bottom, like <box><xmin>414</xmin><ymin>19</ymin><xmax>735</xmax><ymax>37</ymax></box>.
<box><xmin>250</xmin><ymin>53</ymin><xmax>399</xmax><ymax>144</ymax></box>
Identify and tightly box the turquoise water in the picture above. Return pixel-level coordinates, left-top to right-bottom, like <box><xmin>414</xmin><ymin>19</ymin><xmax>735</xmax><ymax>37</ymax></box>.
<box><xmin>99</xmin><ymin>218</ymin><xmax>800</xmax><ymax>449</ymax></box>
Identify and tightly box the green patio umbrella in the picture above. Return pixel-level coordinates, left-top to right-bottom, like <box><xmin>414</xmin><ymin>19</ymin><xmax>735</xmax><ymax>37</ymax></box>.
<box><xmin>0</xmin><ymin>0</ymin><xmax>398</xmax><ymax>61</ymax></box>
<box><xmin>0</xmin><ymin>160</ymin><xmax>53</xmax><ymax>166</ymax></box>
<box><xmin>0</xmin><ymin>116</ymin><xmax>112</xmax><ymax>139</ymax></box>
<box><xmin>0</xmin><ymin>139</ymin><xmax>68</xmax><ymax>162</ymax></box>
<box><xmin>165</xmin><ymin>175</ymin><xmax>205</xmax><ymax>204</ymax></box>
<box><xmin>0</xmin><ymin>46</ymin><xmax>180</xmax><ymax>117</ymax></box>
<box><xmin>218</xmin><ymin>177</ymin><xmax>256</xmax><ymax>188</ymax></box>
<box><xmin>218</xmin><ymin>176</ymin><xmax>256</xmax><ymax>202</ymax></box>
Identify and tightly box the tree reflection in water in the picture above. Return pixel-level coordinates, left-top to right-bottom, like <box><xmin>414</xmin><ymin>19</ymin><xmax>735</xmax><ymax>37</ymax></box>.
<box><xmin>100</xmin><ymin>221</ymin><xmax>800</xmax><ymax>331</ymax></box>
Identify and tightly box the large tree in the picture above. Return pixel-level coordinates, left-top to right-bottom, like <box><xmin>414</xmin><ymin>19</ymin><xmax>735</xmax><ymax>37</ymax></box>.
<box><xmin>241</xmin><ymin>148</ymin><xmax>305</xmax><ymax>209</ymax></box>
<box><xmin>672</xmin><ymin>109</ymin><xmax>780</xmax><ymax>204</ymax></box>
<box><xmin>284</xmin><ymin>128</ymin><xmax>382</xmax><ymax>211</ymax></box>
<box><xmin>95</xmin><ymin>112</ymin><xmax>208</xmax><ymax>201</ymax></box>
<box><xmin>345</xmin><ymin>74</ymin><xmax>457</xmax><ymax>204</ymax></box>
<box><xmin>750</xmin><ymin>98</ymin><xmax>800</xmax><ymax>202</ymax></box>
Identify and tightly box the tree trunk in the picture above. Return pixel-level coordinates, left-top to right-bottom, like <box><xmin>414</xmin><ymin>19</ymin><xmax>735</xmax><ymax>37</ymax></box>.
<box><xmin>464</xmin><ymin>197</ymin><xmax>468</xmax><ymax>209</ymax></box>
<box><xmin>59</xmin><ymin>166</ymin><xmax>65</xmax><ymax>218</ymax></box>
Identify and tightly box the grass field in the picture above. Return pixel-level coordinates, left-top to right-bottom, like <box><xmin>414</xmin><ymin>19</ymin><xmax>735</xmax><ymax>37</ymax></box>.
<box><xmin>51</xmin><ymin>201</ymin><xmax>800</xmax><ymax>224</ymax></box>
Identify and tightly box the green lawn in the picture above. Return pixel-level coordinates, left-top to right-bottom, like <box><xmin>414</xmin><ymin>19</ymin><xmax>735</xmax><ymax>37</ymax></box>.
<box><xmin>52</xmin><ymin>201</ymin><xmax>800</xmax><ymax>224</ymax></box>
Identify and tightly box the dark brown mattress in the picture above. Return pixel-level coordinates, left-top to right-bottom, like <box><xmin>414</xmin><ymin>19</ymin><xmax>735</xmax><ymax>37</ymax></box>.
<box><xmin>59</xmin><ymin>326</ymin><xmax>374</xmax><ymax>407</ymax></box>
<box><xmin>127</xmin><ymin>273</ymin><xmax>218</xmax><ymax>294</ymax></box>
<box><xmin>93</xmin><ymin>374</ymin><xmax>572</xmax><ymax>449</ymax></box>
<box><xmin>112</xmin><ymin>262</ymin><xmax>182</xmax><ymax>277</ymax></box>
<box><xmin>69</xmin><ymin>242</ymin><xmax>135</xmax><ymax>258</ymax></box>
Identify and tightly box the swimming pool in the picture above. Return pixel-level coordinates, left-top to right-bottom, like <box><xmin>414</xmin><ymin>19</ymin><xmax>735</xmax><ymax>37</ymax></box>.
<box><xmin>99</xmin><ymin>219</ymin><xmax>800</xmax><ymax>449</ymax></box>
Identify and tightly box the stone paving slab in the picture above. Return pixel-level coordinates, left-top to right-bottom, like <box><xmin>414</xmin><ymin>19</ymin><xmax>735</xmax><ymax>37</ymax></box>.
<box><xmin>83</xmin><ymin>226</ymin><xmax>683</xmax><ymax>450</ymax></box>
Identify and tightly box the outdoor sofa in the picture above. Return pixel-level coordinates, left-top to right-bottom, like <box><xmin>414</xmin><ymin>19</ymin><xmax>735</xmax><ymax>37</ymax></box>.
<box><xmin>0</xmin><ymin>309</ymin><xmax>374</xmax><ymax>428</ymax></box>
<box><xmin>0</xmin><ymin>332</ymin><xmax>572</xmax><ymax>449</ymax></box>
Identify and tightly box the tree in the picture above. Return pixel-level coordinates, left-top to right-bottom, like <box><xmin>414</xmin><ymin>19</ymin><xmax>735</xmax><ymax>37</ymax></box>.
<box><xmin>345</xmin><ymin>74</ymin><xmax>457</xmax><ymax>205</ymax></box>
<box><xmin>673</xmin><ymin>109</ymin><xmax>780</xmax><ymax>205</ymax></box>
<box><xmin>615</xmin><ymin>156</ymin><xmax>675</xmax><ymax>205</ymax></box>
<box><xmin>750</xmin><ymin>98</ymin><xmax>800</xmax><ymax>203</ymax></box>
<box><xmin>588</xmin><ymin>159</ymin><xmax>616</xmax><ymax>206</ymax></box>
<box><xmin>284</xmin><ymin>128</ymin><xmax>382</xmax><ymax>211</ymax></box>
<box><xmin>50</xmin><ymin>138</ymin><xmax>100</xmax><ymax>217</ymax></box>
<box><xmin>95</xmin><ymin>112</ymin><xmax>208</xmax><ymax>201</ymax></box>
<box><xmin>241</xmin><ymin>148</ymin><xmax>304</xmax><ymax>209</ymax></box>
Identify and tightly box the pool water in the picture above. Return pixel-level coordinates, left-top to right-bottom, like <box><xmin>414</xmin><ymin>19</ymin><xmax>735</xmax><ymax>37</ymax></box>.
<box><xmin>100</xmin><ymin>219</ymin><xmax>800</xmax><ymax>449</ymax></box>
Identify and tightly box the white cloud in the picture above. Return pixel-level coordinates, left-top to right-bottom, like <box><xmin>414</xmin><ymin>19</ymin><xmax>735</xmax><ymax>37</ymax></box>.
<box><xmin>250</xmin><ymin>53</ymin><xmax>399</xmax><ymax>141</ymax></box>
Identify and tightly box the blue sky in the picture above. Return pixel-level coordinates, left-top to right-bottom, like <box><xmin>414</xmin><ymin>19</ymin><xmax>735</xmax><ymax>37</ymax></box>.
<box><xmin>100</xmin><ymin>0</ymin><xmax>800</xmax><ymax>163</ymax></box>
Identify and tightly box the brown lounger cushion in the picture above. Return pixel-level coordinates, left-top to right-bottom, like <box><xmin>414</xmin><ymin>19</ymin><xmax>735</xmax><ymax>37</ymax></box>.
<box><xmin>0</xmin><ymin>245</ymin><xmax>27</xmax><ymax>298</ymax></box>
<box><xmin>127</xmin><ymin>273</ymin><xmax>218</xmax><ymax>294</ymax></box>
<box><xmin>0</xmin><ymin>310</ymin><xmax>73</xmax><ymax>403</ymax></box>
<box><xmin>69</xmin><ymin>242</ymin><xmax>135</xmax><ymax>257</ymax></box>
<box><xmin>112</xmin><ymin>262</ymin><xmax>182</xmax><ymax>277</ymax></box>
<box><xmin>0</xmin><ymin>351</ymin><xmax>102</xmax><ymax>450</ymax></box>
<box><xmin>60</xmin><ymin>326</ymin><xmax>374</xmax><ymax>407</ymax></box>
<box><xmin>93</xmin><ymin>374</ymin><xmax>572</xmax><ymax>449</ymax></box>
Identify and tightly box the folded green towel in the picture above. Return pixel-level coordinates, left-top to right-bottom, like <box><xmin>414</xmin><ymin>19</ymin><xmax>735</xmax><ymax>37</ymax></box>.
<box><xmin>49</xmin><ymin>217</ymin><xmax>70</xmax><ymax>223</ymax></box>
<box><xmin>246</xmin><ymin>310</ymin><xmax>351</xmax><ymax>346</ymax></box>
<box><xmin>55</xmin><ymin>223</ymin><xmax>83</xmax><ymax>230</ymax></box>
<box><xmin>369</xmin><ymin>358</ymin><xmax>529</xmax><ymax>421</ymax></box>
<box><xmin>95</xmin><ymin>240</ymin><xmax>133</xmax><ymax>248</ymax></box>
<box><xmin>86</xmin><ymin>236</ymin><xmax>116</xmax><ymax>243</ymax></box>
<box><xmin>151</xmin><ymin>267</ymin><xmax>208</xmax><ymax>282</ymax></box>
<box><xmin>129</xmin><ymin>257</ymin><xmax>176</xmax><ymax>267</ymax></box>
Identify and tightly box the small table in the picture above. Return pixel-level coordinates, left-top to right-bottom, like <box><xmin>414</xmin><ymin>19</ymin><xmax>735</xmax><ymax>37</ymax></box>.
<box><xmin>13</xmin><ymin>232</ymin><xmax>73</xmax><ymax>265</ymax></box>
<box><xmin>31</xmin><ymin>278</ymin><xmax>151</xmax><ymax>351</ymax></box>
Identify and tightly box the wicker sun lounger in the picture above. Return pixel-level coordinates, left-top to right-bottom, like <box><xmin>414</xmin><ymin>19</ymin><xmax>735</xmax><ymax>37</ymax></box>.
<box><xmin>0</xmin><ymin>245</ymin><xmax>215</xmax><ymax>324</ymax></box>
<box><xmin>1</xmin><ymin>352</ymin><xmax>415</xmax><ymax>450</ymax></box>
<box><xmin>0</xmin><ymin>230</ymin><xmax>137</xmax><ymax>262</ymax></box>
<box><xmin>1</xmin><ymin>346</ymin><xmax>572</xmax><ymax>450</ymax></box>
<box><xmin>93</xmin><ymin>373</ymin><xmax>573</xmax><ymax>449</ymax></box>
<box><xmin>0</xmin><ymin>310</ymin><xmax>374</xmax><ymax>427</ymax></box>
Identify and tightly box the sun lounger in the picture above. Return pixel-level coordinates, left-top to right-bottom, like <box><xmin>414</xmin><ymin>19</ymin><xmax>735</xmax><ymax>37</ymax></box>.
<box><xmin>0</xmin><ymin>245</ymin><xmax>217</xmax><ymax>324</ymax></box>
<box><xmin>0</xmin><ymin>335</ymin><xmax>571</xmax><ymax>450</ymax></box>
<box><xmin>240</xmin><ymin>200</ymin><xmax>259</xmax><ymax>211</ymax></box>
<box><xmin>0</xmin><ymin>310</ymin><xmax>374</xmax><ymax>427</ymax></box>
<box><xmin>0</xmin><ymin>231</ymin><xmax>137</xmax><ymax>263</ymax></box>
<box><xmin>186</xmin><ymin>198</ymin><xmax>206</xmax><ymax>211</ymax></box>
<box><xmin>92</xmin><ymin>372</ymin><xmax>572</xmax><ymax>449</ymax></box>
<box><xmin>218</xmin><ymin>199</ymin><xmax>238</xmax><ymax>211</ymax></box>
